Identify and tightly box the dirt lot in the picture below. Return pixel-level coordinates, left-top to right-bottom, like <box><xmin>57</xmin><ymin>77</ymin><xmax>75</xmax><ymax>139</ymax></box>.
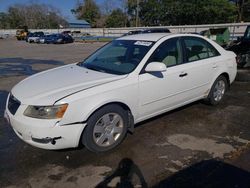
<box><xmin>0</xmin><ymin>38</ymin><xmax>250</xmax><ymax>188</ymax></box>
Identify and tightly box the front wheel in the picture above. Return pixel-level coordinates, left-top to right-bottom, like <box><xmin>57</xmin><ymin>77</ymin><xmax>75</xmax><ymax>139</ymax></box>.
<box><xmin>82</xmin><ymin>104</ymin><xmax>128</xmax><ymax>152</ymax></box>
<box><xmin>206</xmin><ymin>75</ymin><xmax>228</xmax><ymax>105</ymax></box>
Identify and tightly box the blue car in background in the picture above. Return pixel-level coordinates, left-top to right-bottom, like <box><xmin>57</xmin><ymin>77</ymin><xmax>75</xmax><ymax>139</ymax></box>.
<box><xmin>40</xmin><ymin>34</ymin><xmax>74</xmax><ymax>44</ymax></box>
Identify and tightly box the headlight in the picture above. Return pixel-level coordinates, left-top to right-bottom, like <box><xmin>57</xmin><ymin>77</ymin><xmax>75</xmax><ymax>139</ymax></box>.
<box><xmin>24</xmin><ymin>104</ymin><xmax>68</xmax><ymax>119</ymax></box>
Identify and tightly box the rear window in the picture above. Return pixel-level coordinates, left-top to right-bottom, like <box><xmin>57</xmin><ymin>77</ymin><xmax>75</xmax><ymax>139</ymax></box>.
<box><xmin>183</xmin><ymin>37</ymin><xmax>220</xmax><ymax>62</ymax></box>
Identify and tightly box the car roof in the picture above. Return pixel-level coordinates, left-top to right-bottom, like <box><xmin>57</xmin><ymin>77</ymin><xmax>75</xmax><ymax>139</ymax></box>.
<box><xmin>118</xmin><ymin>33</ymin><xmax>211</xmax><ymax>42</ymax></box>
<box><xmin>118</xmin><ymin>33</ymin><xmax>225</xmax><ymax>56</ymax></box>
<box><xmin>119</xmin><ymin>33</ymin><xmax>172</xmax><ymax>41</ymax></box>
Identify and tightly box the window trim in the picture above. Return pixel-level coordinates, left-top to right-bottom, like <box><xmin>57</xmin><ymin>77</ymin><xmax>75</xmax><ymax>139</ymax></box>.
<box><xmin>140</xmin><ymin>37</ymin><xmax>184</xmax><ymax>74</ymax></box>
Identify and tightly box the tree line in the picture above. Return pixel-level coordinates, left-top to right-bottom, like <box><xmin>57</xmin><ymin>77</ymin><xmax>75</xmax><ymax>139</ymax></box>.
<box><xmin>73</xmin><ymin>0</ymin><xmax>250</xmax><ymax>28</ymax></box>
<box><xmin>0</xmin><ymin>4</ymin><xmax>67</xmax><ymax>29</ymax></box>
<box><xmin>0</xmin><ymin>0</ymin><xmax>249</xmax><ymax>29</ymax></box>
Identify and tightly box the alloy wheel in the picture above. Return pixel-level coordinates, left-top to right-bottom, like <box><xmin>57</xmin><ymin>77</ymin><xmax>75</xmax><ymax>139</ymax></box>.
<box><xmin>213</xmin><ymin>80</ymin><xmax>226</xmax><ymax>102</ymax></box>
<box><xmin>93</xmin><ymin>113</ymin><xmax>124</xmax><ymax>147</ymax></box>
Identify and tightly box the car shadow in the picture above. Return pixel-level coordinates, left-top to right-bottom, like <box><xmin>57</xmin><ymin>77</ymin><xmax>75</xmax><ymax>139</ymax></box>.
<box><xmin>0</xmin><ymin>90</ymin><xmax>9</xmax><ymax>117</ymax></box>
<box><xmin>96</xmin><ymin>158</ymin><xmax>250</xmax><ymax>188</ymax></box>
<box><xmin>95</xmin><ymin>158</ymin><xmax>148</xmax><ymax>188</ymax></box>
<box><xmin>0</xmin><ymin>57</ymin><xmax>64</xmax><ymax>76</ymax></box>
<box><xmin>153</xmin><ymin>159</ymin><xmax>250</xmax><ymax>188</ymax></box>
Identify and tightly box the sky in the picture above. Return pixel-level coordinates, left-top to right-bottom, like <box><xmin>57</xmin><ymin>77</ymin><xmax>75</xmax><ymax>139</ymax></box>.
<box><xmin>0</xmin><ymin>0</ymin><xmax>110</xmax><ymax>20</ymax></box>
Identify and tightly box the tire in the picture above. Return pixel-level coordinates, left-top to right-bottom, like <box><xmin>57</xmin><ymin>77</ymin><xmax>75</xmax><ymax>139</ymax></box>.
<box><xmin>82</xmin><ymin>104</ymin><xmax>128</xmax><ymax>152</ymax></box>
<box><xmin>206</xmin><ymin>75</ymin><xmax>228</xmax><ymax>105</ymax></box>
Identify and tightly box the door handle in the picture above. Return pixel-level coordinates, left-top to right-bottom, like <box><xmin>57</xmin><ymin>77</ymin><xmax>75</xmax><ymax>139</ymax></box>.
<box><xmin>179</xmin><ymin>73</ymin><xmax>188</xmax><ymax>77</ymax></box>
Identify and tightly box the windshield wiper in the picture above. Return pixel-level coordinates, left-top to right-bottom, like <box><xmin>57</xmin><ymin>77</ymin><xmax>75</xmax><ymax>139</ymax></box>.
<box><xmin>80</xmin><ymin>63</ymin><xmax>123</xmax><ymax>75</ymax></box>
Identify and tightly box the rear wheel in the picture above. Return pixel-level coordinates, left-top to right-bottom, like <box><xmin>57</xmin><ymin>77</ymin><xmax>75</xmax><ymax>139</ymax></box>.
<box><xmin>206</xmin><ymin>75</ymin><xmax>228</xmax><ymax>105</ymax></box>
<box><xmin>82</xmin><ymin>104</ymin><xmax>128</xmax><ymax>152</ymax></box>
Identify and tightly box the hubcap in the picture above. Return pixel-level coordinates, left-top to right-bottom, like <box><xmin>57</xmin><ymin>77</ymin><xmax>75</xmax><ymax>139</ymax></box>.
<box><xmin>93</xmin><ymin>113</ymin><xmax>124</xmax><ymax>147</ymax></box>
<box><xmin>213</xmin><ymin>80</ymin><xmax>225</xmax><ymax>102</ymax></box>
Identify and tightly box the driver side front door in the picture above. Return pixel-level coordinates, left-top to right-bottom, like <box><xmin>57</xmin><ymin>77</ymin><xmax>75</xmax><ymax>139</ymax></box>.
<box><xmin>138</xmin><ymin>37</ymin><xmax>192</xmax><ymax>121</ymax></box>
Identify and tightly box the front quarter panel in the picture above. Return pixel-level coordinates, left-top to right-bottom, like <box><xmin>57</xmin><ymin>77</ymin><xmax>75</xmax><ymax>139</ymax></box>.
<box><xmin>57</xmin><ymin>75</ymin><xmax>139</xmax><ymax>125</ymax></box>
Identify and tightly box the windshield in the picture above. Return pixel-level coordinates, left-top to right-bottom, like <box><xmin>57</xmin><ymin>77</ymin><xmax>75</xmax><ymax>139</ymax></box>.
<box><xmin>78</xmin><ymin>40</ymin><xmax>154</xmax><ymax>75</ymax></box>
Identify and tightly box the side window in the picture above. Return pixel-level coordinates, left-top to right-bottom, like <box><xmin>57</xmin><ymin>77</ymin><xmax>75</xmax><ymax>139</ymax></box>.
<box><xmin>148</xmin><ymin>38</ymin><xmax>183</xmax><ymax>67</ymax></box>
<box><xmin>207</xmin><ymin>42</ymin><xmax>220</xmax><ymax>57</ymax></box>
<box><xmin>183</xmin><ymin>37</ymin><xmax>220</xmax><ymax>62</ymax></box>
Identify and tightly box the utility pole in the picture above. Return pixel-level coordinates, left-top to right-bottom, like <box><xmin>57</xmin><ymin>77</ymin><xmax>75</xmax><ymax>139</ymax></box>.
<box><xmin>136</xmin><ymin>0</ymin><xmax>139</xmax><ymax>27</ymax></box>
<box><xmin>241</xmin><ymin>0</ymin><xmax>245</xmax><ymax>22</ymax></box>
<box><xmin>238</xmin><ymin>0</ymin><xmax>245</xmax><ymax>22</ymax></box>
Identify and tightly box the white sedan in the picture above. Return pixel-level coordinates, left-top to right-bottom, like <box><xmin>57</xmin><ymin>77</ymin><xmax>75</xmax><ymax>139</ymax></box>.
<box><xmin>5</xmin><ymin>33</ymin><xmax>237</xmax><ymax>152</ymax></box>
<box><xmin>27</xmin><ymin>32</ymin><xmax>44</xmax><ymax>43</ymax></box>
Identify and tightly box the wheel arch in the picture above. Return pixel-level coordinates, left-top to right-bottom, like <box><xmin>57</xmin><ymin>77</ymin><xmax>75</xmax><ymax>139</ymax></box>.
<box><xmin>85</xmin><ymin>101</ymin><xmax>135</xmax><ymax>131</ymax></box>
<box><xmin>78</xmin><ymin>101</ymin><xmax>135</xmax><ymax>148</ymax></box>
<box><xmin>219</xmin><ymin>72</ymin><xmax>230</xmax><ymax>88</ymax></box>
<box><xmin>205</xmin><ymin>72</ymin><xmax>230</xmax><ymax>100</ymax></box>
<box><xmin>210</xmin><ymin>72</ymin><xmax>230</xmax><ymax>90</ymax></box>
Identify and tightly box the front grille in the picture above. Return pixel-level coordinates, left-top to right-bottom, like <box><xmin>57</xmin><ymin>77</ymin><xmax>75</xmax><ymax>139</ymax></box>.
<box><xmin>8</xmin><ymin>94</ymin><xmax>21</xmax><ymax>115</ymax></box>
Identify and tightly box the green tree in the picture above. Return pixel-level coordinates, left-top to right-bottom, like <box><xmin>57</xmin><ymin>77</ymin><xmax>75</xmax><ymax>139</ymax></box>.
<box><xmin>0</xmin><ymin>12</ymin><xmax>10</xmax><ymax>29</ymax></box>
<box><xmin>126</xmin><ymin>0</ymin><xmax>142</xmax><ymax>26</ymax></box>
<box><xmin>139</xmin><ymin>0</ymin><xmax>162</xmax><ymax>26</ymax></box>
<box><xmin>7</xmin><ymin>6</ymin><xmax>25</xmax><ymax>28</ymax></box>
<box><xmin>0</xmin><ymin>3</ymin><xmax>67</xmax><ymax>29</ymax></box>
<box><xmin>139</xmin><ymin>0</ymin><xmax>237</xmax><ymax>26</ymax></box>
<box><xmin>72</xmin><ymin>0</ymin><xmax>100</xmax><ymax>27</ymax></box>
<box><xmin>105</xmin><ymin>8</ymin><xmax>128</xmax><ymax>27</ymax></box>
<box><xmin>235</xmin><ymin>0</ymin><xmax>250</xmax><ymax>21</ymax></box>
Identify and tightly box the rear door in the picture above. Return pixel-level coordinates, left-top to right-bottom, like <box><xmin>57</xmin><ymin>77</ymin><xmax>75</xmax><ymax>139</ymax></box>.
<box><xmin>180</xmin><ymin>36</ymin><xmax>222</xmax><ymax>99</ymax></box>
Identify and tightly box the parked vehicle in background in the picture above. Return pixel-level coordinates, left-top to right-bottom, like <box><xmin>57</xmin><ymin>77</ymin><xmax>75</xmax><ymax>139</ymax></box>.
<box><xmin>40</xmin><ymin>33</ymin><xmax>74</xmax><ymax>44</ymax></box>
<box><xmin>61</xmin><ymin>30</ymin><xmax>72</xmax><ymax>36</ymax></box>
<box><xmin>27</xmin><ymin>32</ymin><xmax>44</xmax><ymax>43</ymax></box>
<box><xmin>124</xmin><ymin>28</ymin><xmax>170</xmax><ymax>36</ymax></box>
<box><xmin>0</xmin><ymin>34</ymin><xmax>9</xmax><ymax>39</ymax></box>
<box><xmin>5</xmin><ymin>33</ymin><xmax>237</xmax><ymax>152</ymax></box>
<box><xmin>16</xmin><ymin>26</ymin><xmax>29</xmax><ymax>40</ymax></box>
<box><xmin>26</xmin><ymin>32</ymin><xmax>33</xmax><ymax>42</ymax></box>
<box><xmin>71</xmin><ymin>30</ymin><xmax>81</xmax><ymax>35</ymax></box>
<box><xmin>39</xmin><ymin>35</ymin><xmax>47</xmax><ymax>44</ymax></box>
<box><xmin>227</xmin><ymin>25</ymin><xmax>250</xmax><ymax>68</ymax></box>
<box><xmin>200</xmin><ymin>28</ymin><xmax>230</xmax><ymax>47</ymax></box>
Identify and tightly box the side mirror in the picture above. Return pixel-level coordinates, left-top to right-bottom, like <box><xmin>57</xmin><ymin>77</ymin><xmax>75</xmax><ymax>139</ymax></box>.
<box><xmin>145</xmin><ymin>62</ymin><xmax>167</xmax><ymax>72</ymax></box>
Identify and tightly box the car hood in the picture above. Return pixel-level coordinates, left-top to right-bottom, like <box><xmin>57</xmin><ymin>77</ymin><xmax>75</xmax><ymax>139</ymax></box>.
<box><xmin>11</xmin><ymin>64</ymin><xmax>127</xmax><ymax>105</ymax></box>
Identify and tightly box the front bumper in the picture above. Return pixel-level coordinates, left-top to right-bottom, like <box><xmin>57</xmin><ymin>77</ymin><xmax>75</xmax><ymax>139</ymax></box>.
<box><xmin>4</xmin><ymin>107</ymin><xmax>86</xmax><ymax>150</ymax></box>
